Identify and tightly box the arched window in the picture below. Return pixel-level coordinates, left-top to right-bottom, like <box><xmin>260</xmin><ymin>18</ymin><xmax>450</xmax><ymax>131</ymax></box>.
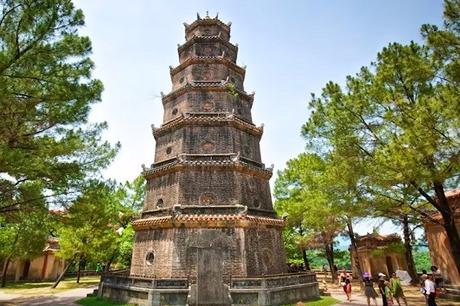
<box><xmin>146</xmin><ymin>251</ymin><xmax>155</xmax><ymax>265</ymax></box>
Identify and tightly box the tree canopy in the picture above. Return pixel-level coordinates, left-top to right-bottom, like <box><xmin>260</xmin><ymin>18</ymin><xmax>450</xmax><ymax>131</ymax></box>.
<box><xmin>302</xmin><ymin>0</ymin><xmax>460</xmax><ymax>273</ymax></box>
<box><xmin>0</xmin><ymin>0</ymin><xmax>119</xmax><ymax>215</ymax></box>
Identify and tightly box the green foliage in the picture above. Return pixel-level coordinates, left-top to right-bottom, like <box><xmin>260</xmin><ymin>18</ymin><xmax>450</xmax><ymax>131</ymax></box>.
<box><xmin>370</xmin><ymin>242</ymin><xmax>405</xmax><ymax>258</ymax></box>
<box><xmin>414</xmin><ymin>249</ymin><xmax>432</xmax><ymax>272</ymax></box>
<box><xmin>57</xmin><ymin>181</ymin><xmax>120</xmax><ymax>264</ymax></box>
<box><xmin>333</xmin><ymin>249</ymin><xmax>351</xmax><ymax>269</ymax></box>
<box><xmin>56</xmin><ymin>175</ymin><xmax>145</xmax><ymax>269</ymax></box>
<box><xmin>225</xmin><ymin>83</ymin><xmax>239</xmax><ymax>97</ymax></box>
<box><xmin>0</xmin><ymin>205</ymin><xmax>49</xmax><ymax>261</ymax></box>
<box><xmin>76</xmin><ymin>296</ymin><xmax>132</xmax><ymax>306</ymax></box>
<box><xmin>0</xmin><ymin>0</ymin><xmax>119</xmax><ymax>215</ymax></box>
<box><xmin>283</xmin><ymin>296</ymin><xmax>340</xmax><ymax>306</ymax></box>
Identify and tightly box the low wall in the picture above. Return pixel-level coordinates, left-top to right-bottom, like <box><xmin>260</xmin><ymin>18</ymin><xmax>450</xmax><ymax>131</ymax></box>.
<box><xmin>99</xmin><ymin>273</ymin><xmax>319</xmax><ymax>306</ymax></box>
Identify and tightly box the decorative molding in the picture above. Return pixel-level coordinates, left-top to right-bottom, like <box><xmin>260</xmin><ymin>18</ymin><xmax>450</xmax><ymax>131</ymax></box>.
<box><xmin>142</xmin><ymin>153</ymin><xmax>272</xmax><ymax>180</ymax></box>
<box><xmin>170</xmin><ymin>56</ymin><xmax>246</xmax><ymax>77</ymax></box>
<box><xmin>178</xmin><ymin>35</ymin><xmax>237</xmax><ymax>54</ymax></box>
<box><xmin>153</xmin><ymin>112</ymin><xmax>263</xmax><ymax>139</ymax></box>
<box><xmin>132</xmin><ymin>214</ymin><xmax>284</xmax><ymax>231</ymax></box>
<box><xmin>161</xmin><ymin>82</ymin><xmax>254</xmax><ymax>106</ymax></box>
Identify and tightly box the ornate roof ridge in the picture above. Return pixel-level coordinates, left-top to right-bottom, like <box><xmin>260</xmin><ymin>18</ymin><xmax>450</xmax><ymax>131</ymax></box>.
<box><xmin>142</xmin><ymin>153</ymin><xmax>272</xmax><ymax>179</ymax></box>
<box><xmin>184</xmin><ymin>15</ymin><xmax>231</xmax><ymax>34</ymax></box>
<box><xmin>152</xmin><ymin>112</ymin><xmax>263</xmax><ymax>139</ymax></box>
<box><xmin>177</xmin><ymin>35</ymin><xmax>237</xmax><ymax>53</ymax></box>
<box><xmin>170</xmin><ymin>56</ymin><xmax>245</xmax><ymax>76</ymax></box>
<box><xmin>161</xmin><ymin>81</ymin><xmax>254</xmax><ymax>103</ymax></box>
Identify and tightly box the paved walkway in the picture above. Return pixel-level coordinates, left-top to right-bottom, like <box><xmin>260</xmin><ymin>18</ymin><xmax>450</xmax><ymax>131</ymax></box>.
<box><xmin>329</xmin><ymin>287</ymin><xmax>376</xmax><ymax>305</ymax></box>
<box><xmin>328</xmin><ymin>286</ymin><xmax>460</xmax><ymax>306</ymax></box>
<box><xmin>0</xmin><ymin>287</ymin><xmax>95</xmax><ymax>306</ymax></box>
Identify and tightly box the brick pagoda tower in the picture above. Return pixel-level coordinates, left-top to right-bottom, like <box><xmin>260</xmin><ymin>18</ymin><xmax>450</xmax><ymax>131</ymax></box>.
<box><xmin>100</xmin><ymin>14</ymin><xmax>318</xmax><ymax>306</ymax></box>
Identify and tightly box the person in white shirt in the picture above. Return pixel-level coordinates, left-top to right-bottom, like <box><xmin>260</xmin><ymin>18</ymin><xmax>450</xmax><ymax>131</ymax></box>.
<box><xmin>424</xmin><ymin>274</ymin><xmax>437</xmax><ymax>306</ymax></box>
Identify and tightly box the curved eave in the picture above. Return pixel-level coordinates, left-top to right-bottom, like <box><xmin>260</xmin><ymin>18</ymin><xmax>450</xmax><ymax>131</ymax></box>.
<box><xmin>161</xmin><ymin>82</ymin><xmax>255</xmax><ymax>106</ymax></box>
<box><xmin>170</xmin><ymin>56</ymin><xmax>246</xmax><ymax>77</ymax></box>
<box><xmin>142</xmin><ymin>155</ymin><xmax>273</xmax><ymax>180</ymax></box>
<box><xmin>184</xmin><ymin>18</ymin><xmax>231</xmax><ymax>35</ymax></box>
<box><xmin>152</xmin><ymin>113</ymin><xmax>263</xmax><ymax>139</ymax></box>
<box><xmin>132</xmin><ymin>214</ymin><xmax>284</xmax><ymax>231</ymax></box>
<box><xmin>178</xmin><ymin>35</ymin><xmax>238</xmax><ymax>53</ymax></box>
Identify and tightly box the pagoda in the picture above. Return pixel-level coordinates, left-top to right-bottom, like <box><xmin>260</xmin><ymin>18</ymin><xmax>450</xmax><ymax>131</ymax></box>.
<box><xmin>100</xmin><ymin>13</ymin><xmax>318</xmax><ymax>306</ymax></box>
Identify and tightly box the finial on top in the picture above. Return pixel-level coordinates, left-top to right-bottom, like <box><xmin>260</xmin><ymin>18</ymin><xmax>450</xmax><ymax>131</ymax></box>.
<box><xmin>183</xmin><ymin>22</ymin><xmax>190</xmax><ymax>28</ymax></box>
<box><xmin>206</xmin><ymin>11</ymin><xmax>209</xmax><ymax>18</ymax></box>
<box><xmin>215</xmin><ymin>13</ymin><xmax>219</xmax><ymax>19</ymax></box>
<box><xmin>197</xmin><ymin>13</ymin><xmax>201</xmax><ymax>20</ymax></box>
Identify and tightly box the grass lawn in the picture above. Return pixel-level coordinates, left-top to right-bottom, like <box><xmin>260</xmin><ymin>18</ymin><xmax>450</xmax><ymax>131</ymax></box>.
<box><xmin>0</xmin><ymin>276</ymin><xmax>100</xmax><ymax>296</ymax></box>
<box><xmin>77</xmin><ymin>296</ymin><xmax>338</xmax><ymax>306</ymax></box>
<box><xmin>284</xmin><ymin>296</ymin><xmax>340</xmax><ymax>306</ymax></box>
<box><xmin>76</xmin><ymin>296</ymin><xmax>134</xmax><ymax>306</ymax></box>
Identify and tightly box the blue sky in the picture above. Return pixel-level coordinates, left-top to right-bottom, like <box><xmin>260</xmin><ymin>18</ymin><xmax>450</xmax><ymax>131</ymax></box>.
<box><xmin>75</xmin><ymin>0</ymin><xmax>443</xmax><ymax>235</ymax></box>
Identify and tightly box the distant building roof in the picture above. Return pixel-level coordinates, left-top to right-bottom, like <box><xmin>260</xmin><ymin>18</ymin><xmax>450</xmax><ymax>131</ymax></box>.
<box><xmin>425</xmin><ymin>189</ymin><xmax>460</xmax><ymax>225</ymax></box>
<box><xmin>355</xmin><ymin>233</ymin><xmax>401</xmax><ymax>248</ymax></box>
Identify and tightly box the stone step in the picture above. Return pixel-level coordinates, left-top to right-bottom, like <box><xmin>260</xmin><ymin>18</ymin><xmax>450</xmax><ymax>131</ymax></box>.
<box><xmin>440</xmin><ymin>293</ymin><xmax>460</xmax><ymax>302</ymax></box>
<box><xmin>445</xmin><ymin>287</ymin><xmax>460</xmax><ymax>294</ymax></box>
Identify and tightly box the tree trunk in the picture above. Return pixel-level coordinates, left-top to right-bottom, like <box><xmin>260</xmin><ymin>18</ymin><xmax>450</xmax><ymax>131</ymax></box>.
<box><xmin>76</xmin><ymin>259</ymin><xmax>81</xmax><ymax>284</ymax></box>
<box><xmin>52</xmin><ymin>257</ymin><xmax>75</xmax><ymax>288</ymax></box>
<box><xmin>433</xmin><ymin>183</ymin><xmax>460</xmax><ymax>275</ymax></box>
<box><xmin>402</xmin><ymin>215</ymin><xmax>418</xmax><ymax>283</ymax></box>
<box><xmin>104</xmin><ymin>253</ymin><xmax>116</xmax><ymax>272</ymax></box>
<box><xmin>301</xmin><ymin>248</ymin><xmax>311</xmax><ymax>271</ymax></box>
<box><xmin>1</xmin><ymin>255</ymin><xmax>12</xmax><ymax>288</ymax></box>
<box><xmin>346</xmin><ymin>218</ymin><xmax>363</xmax><ymax>282</ymax></box>
<box><xmin>325</xmin><ymin>242</ymin><xmax>336</xmax><ymax>282</ymax></box>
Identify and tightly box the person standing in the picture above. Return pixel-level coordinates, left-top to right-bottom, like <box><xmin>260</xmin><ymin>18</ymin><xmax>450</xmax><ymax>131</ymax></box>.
<box><xmin>378</xmin><ymin>273</ymin><xmax>389</xmax><ymax>306</ymax></box>
<box><xmin>363</xmin><ymin>272</ymin><xmax>378</xmax><ymax>306</ymax></box>
<box><xmin>390</xmin><ymin>272</ymin><xmax>408</xmax><ymax>306</ymax></box>
<box><xmin>425</xmin><ymin>274</ymin><xmax>438</xmax><ymax>306</ymax></box>
<box><xmin>338</xmin><ymin>268</ymin><xmax>352</xmax><ymax>302</ymax></box>
<box><xmin>431</xmin><ymin>265</ymin><xmax>443</xmax><ymax>293</ymax></box>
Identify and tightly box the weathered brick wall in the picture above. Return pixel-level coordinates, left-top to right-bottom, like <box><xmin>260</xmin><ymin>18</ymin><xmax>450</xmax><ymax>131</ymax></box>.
<box><xmin>163</xmin><ymin>92</ymin><xmax>253</xmax><ymax>123</ymax></box>
<box><xmin>130</xmin><ymin>228</ymin><xmax>244</xmax><ymax>279</ymax></box>
<box><xmin>144</xmin><ymin>169</ymin><xmax>271</xmax><ymax>210</ymax></box>
<box><xmin>153</xmin><ymin>129</ymin><xmax>184</xmax><ymax>162</ymax></box>
<box><xmin>143</xmin><ymin>172</ymin><xmax>179</xmax><ymax>211</ymax></box>
<box><xmin>238</xmin><ymin>174</ymin><xmax>272</xmax><ymax>210</ymax></box>
<box><xmin>130</xmin><ymin>229</ymin><xmax>175</xmax><ymax>278</ymax></box>
<box><xmin>243</xmin><ymin>228</ymin><xmax>287</xmax><ymax>276</ymax></box>
<box><xmin>130</xmin><ymin>227</ymin><xmax>285</xmax><ymax>280</ymax></box>
<box><xmin>178</xmin><ymin>169</ymin><xmax>239</xmax><ymax>206</ymax></box>
<box><xmin>171</xmin><ymin>63</ymin><xmax>244</xmax><ymax>91</ymax></box>
<box><xmin>156</xmin><ymin>125</ymin><xmax>251</xmax><ymax>163</ymax></box>
<box><xmin>179</xmin><ymin>42</ymin><xmax>237</xmax><ymax>63</ymax></box>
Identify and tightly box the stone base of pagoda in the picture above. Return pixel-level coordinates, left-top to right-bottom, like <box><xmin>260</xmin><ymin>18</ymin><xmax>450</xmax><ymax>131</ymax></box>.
<box><xmin>98</xmin><ymin>272</ymin><xmax>319</xmax><ymax>306</ymax></box>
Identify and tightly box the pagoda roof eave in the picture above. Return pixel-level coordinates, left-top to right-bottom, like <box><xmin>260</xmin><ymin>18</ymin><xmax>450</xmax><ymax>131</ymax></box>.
<box><xmin>152</xmin><ymin>112</ymin><xmax>263</xmax><ymax>139</ymax></box>
<box><xmin>170</xmin><ymin>56</ymin><xmax>246</xmax><ymax>77</ymax></box>
<box><xmin>132</xmin><ymin>214</ymin><xmax>283</xmax><ymax>231</ymax></box>
<box><xmin>177</xmin><ymin>35</ymin><xmax>238</xmax><ymax>53</ymax></box>
<box><xmin>142</xmin><ymin>153</ymin><xmax>273</xmax><ymax>180</ymax></box>
<box><xmin>184</xmin><ymin>17</ymin><xmax>231</xmax><ymax>35</ymax></box>
<box><xmin>161</xmin><ymin>81</ymin><xmax>254</xmax><ymax>105</ymax></box>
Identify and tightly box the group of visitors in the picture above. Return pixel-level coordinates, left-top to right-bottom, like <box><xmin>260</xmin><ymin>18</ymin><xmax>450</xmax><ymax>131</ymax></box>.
<box><xmin>359</xmin><ymin>271</ymin><xmax>407</xmax><ymax>306</ymax></box>
<box><xmin>338</xmin><ymin>268</ymin><xmax>442</xmax><ymax>306</ymax></box>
